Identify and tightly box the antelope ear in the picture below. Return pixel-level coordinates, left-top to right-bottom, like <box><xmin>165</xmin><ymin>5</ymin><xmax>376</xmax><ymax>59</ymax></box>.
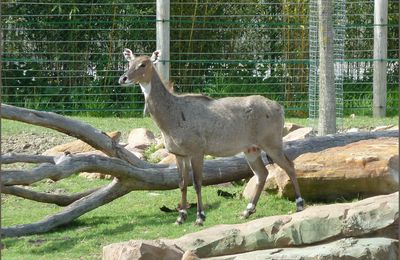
<box><xmin>151</xmin><ymin>50</ymin><xmax>161</xmax><ymax>63</ymax></box>
<box><xmin>123</xmin><ymin>48</ymin><xmax>135</xmax><ymax>61</ymax></box>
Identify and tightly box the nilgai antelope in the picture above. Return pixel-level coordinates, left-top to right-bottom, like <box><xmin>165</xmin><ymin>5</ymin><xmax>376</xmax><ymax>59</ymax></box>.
<box><xmin>119</xmin><ymin>49</ymin><xmax>304</xmax><ymax>226</ymax></box>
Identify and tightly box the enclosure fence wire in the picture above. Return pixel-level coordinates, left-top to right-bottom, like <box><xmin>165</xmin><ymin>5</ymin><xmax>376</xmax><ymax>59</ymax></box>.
<box><xmin>308</xmin><ymin>0</ymin><xmax>346</xmax><ymax>131</ymax></box>
<box><xmin>0</xmin><ymin>0</ymin><xmax>398</xmax><ymax>118</ymax></box>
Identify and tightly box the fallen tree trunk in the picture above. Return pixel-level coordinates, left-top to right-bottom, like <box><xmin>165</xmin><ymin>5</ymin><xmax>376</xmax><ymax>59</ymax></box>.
<box><xmin>1</xmin><ymin>103</ymin><xmax>398</xmax><ymax>237</ymax></box>
<box><xmin>1</xmin><ymin>180</ymin><xmax>132</xmax><ymax>238</ymax></box>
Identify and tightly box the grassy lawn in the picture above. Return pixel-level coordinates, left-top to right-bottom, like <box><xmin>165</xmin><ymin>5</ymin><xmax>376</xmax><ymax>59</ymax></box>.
<box><xmin>2</xmin><ymin>176</ymin><xmax>295</xmax><ymax>260</ymax></box>
<box><xmin>1</xmin><ymin>115</ymin><xmax>398</xmax><ymax>259</ymax></box>
<box><xmin>1</xmin><ymin>116</ymin><xmax>160</xmax><ymax>140</ymax></box>
<box><xmin>2</xmin><ymin>115</ymin><xmax>398</xmax><ymax>136</ymax></box>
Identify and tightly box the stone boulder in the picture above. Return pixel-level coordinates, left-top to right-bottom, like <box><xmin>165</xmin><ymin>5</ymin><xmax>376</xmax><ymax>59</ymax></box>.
<box><xmin>149</xmin><ymin>148</ymin><xmax>170</xmax><ymax>163</ymax></box>
<box><xmin>372</xmin><ymin>124</ymin><xmax>398</xmax><ymax>132</ymax></box>
<box><xmin>204</xmin><ymin>237</ymin><xmax>399</xmax><ymax>260</ymax></box>
<box><xmin>102</xmin><ymin>192</ymin><xmax>398</xmax><ymax>259</ymax></box>
<box><xmin>102</xmin><ymin>240</ymin><xmax>183</xmax><ymax>260</ymax></box>
<box><xmin>244</xmin><ymin>137</ymin><xmax>398</xmax><ymax>201</ymax></box>
<box><xmin>43</xmin><ymin>131</ymin><xmax>121</xmax><ymax>156</ymax></box>
<box><xmin>282</xmin><ymin>123</ymin><xmax>304</xmax><ymax>137</ymax></box>
<box><xmin>126</xmin><ymin>128</ymin><xmax>156</xmax><ymax>151</ymax></box>
<box><xmin>158</xmin><ymin>154</ymin><xmax>176</xmax><ymax>165</ymax></box>
<box><xmin>283</xmin><ymin>127</ymin><xmax>313</xmax><ymax>142</ymax></box>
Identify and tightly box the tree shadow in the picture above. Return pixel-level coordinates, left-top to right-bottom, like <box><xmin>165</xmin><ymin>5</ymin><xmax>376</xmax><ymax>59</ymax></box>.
<box><xmin>2</xmin><ymin>200</ymin><xmax>224</xmax><ymax>256</ymax></box>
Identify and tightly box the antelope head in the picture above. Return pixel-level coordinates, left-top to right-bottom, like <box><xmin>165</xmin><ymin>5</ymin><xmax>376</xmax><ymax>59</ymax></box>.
<box><xmin>119</xmin><ymin>49</ymin><xmax>161</xmax><ymax>86</ymax></box>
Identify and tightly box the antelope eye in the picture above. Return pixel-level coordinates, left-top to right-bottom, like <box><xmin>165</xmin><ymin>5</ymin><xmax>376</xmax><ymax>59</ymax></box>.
<box><xmin>139</xmin><ymin>63</ymin><xmax>146</xmax><ymax>68</ymax></box>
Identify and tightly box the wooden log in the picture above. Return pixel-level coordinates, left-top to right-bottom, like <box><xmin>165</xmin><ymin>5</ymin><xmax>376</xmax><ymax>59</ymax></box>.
<box><xmin>0</xmin><ymin>153</ymin><xmax>55</xmax><ymax>164</ymax></box>
<box><xmin>1</xmin><ymin>179</ymin><xmax>132</xmax><ymax>238</ymax></box>
<box><xmin>0</xmin><ymin>104</ymin><xmax>158</xmax><ymax>168</ymax></box>
<box><xmin>2</xmin><ymin>131</ymin><xmax>397</xmax><ymax>188</ymax></box>
<box><xmin>1</xmin><ymin>185</ymin><xmax>100</xmax><ymax>206</ymax></box>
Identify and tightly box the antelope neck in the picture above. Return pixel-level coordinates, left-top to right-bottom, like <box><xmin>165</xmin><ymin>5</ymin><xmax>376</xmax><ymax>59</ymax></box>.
<box><xmin>144</xmin><ymin>71</ymin><xmax>177</xmax><ymax>130</ymax></box>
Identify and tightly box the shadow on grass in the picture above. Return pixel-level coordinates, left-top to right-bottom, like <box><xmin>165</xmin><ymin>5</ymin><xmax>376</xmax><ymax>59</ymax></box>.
<box><xmin>2</xmin><ymin>200</ymin><xmax>224</xmax><ymax>257</ymax></box>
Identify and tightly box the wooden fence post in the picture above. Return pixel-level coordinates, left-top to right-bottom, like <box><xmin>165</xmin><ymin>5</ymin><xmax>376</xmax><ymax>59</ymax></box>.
<box><xmin>156</xmin><ymin>0</ymin><xmax>170</xmax><ymax>82</ymax></box>
<box><xmin>373</xmin><ymin>0</ymin><xmax>388</xmax><ymax>118</ymax></box>
<box><xmin>318</xmin><ymin>0</ymin><xmax>336</xmax><ymax>135</ymax></box>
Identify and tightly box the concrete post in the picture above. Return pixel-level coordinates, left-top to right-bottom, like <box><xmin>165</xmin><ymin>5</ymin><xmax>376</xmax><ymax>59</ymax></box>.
<box><xmin>373</xmin><ymin>0</ymin><xmax>388</xmax><ymax>118</ymax></box>
<box><xmin>156</xmin><ymin>0</ymin><xmax>170</xmax><ymax>82</ymax></box>
<box><xmin>318</xmin><ymin>0</ymin><xmax>336</xmax><ymax>135</ymax></box>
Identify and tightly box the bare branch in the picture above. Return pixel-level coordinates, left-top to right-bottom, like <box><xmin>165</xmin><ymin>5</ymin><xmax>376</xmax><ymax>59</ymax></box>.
<box><xmin>0</xmin><ymin>104</ymin><xmax>160</xmax><ymax>168</ymax></box>
<box><xmin>1</xmin><ymin>154</ymin><xmax>79</xmax><ymax>185</ymax></box>
<box><xmin>1</xmin><ymin>179</ymin><xmax>132</xmax><ymax>237</ymax></box>
<box><xmin>1</xmin><ymin>153</ymin><xmax>55</xmax><ymax>164</ymax></box>
<box><xmin>1</xmin><ymin>185</ymin><xmax>101</xmax><ymax>206</ymax></box>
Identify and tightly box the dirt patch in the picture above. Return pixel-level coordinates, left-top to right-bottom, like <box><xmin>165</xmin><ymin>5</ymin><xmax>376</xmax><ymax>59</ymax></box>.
<box><xmin>1</xmin><ymin>133</ymin><xmax>74</xmax><ymax>155</ymax></box>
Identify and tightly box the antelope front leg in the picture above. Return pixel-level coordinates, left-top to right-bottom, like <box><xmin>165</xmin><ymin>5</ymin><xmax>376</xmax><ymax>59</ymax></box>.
<box><xmin>175</xmin><ymin>156</ymin><xmax>190</xmax><ymax>225</ymax></box>
<box><xmin>242</xmin><ymin>149</ymin><xmax>268</xmax><ymax>219</ymax></box>
<box><xmin>191</xmin><ymin>155</ymin><xmax>206</xmax><ymax>226</ymax></box>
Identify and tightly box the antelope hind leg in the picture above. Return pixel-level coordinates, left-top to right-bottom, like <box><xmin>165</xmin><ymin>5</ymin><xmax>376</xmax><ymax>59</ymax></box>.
<box><xmin>175</xmin><ymin>155</ymin><xmax>189</xmax><ymax>225</ymax></box>
<box><xmin>191</xmin><ymin>155</ymin><xmax>206</xmax><ymax>226</ymax></box>
<box><xmin>242</xmin><ymin>148</ymin><xmax>268</xmax><ymax>219</ymax></box>
<box><xmin>262</xmin><ymin>146</ymin><xmax>305</xmax><ymax>212</ymax></box>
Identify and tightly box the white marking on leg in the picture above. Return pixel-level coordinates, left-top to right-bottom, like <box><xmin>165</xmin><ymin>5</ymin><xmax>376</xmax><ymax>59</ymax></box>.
<box><xmin>246</xmin><ymin>203</ymin><xmax>255</xmax><ymax>211</ymax></box>
<box><xmin>254</xmin><ymin>174</ymin><xmax>261</xmax><ymax>184</ymax></box>
<box><xmin>176</xmin><ymin>209</ymin><xmax>188</xmax><ymax>224</ymax></box>
<box><xmin>197</xmin><ymin>211</ymin><xmax>206</xmax><ymax>219</ymax></box>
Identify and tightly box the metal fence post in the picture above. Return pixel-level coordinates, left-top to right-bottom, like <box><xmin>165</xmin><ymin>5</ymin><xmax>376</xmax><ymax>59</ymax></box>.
<box><xmin>156</xmin><ymin>0</ymin><xmax>170</xmax><ymax>82</ymax></box>
<box><xmin>373</xmin><ymin>0</ymin><xmax>388</xmax><ymax>118</ymax></box>
<box><xmin>318</xmin><ymin>0</ymin><xmax>336</xmax><ymax>135</ymax></box>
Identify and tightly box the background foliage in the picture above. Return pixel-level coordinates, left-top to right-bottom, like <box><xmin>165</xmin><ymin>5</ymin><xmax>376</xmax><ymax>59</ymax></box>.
<box><xmin>1</xmin><ymin>0</ymin><xmax>399</xmax><ymax>117</ymax></box>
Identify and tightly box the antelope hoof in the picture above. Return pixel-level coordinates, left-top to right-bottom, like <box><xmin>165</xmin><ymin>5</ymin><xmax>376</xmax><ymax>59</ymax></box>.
<box><xmin>195</xmin><ymin>212</ymin><xmax>206</xmax><ymax>226</ymax></box>
<box><xmin>241</xmin><ymin>203</ymin><xmax>256</xmax><ymax>219</ymax></box>
<box><xmin>241</xmin><ymin>208</ymin><xmax>256</xmax><ymax>219</ymax></box>
<box><xmin>296</xmin><ymin>197</ymin><xmax>304</xmax><ymax>212</ymax></box>
<box><xmin>175</xmin><ymin>210</ymin><xmax>187</xmax><ymax>225</ymax></box>
<box><xmin>195</xmin><ymin>218</ymin><xmax>204</xmax><ymax>226</ymax></box>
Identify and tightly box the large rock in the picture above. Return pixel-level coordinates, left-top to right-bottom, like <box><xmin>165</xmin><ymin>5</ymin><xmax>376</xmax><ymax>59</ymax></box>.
<box><xmin>102</xmin><ymin>240</ymin><xmax>183</xmax><ymax>260</ymax></box>
<box><xmin>158</xmin><ymin>153</ymin><xmax>177</xmax><ymax>165</ymax></box>
<box><xmin>265</xmin><ymin>137</ymin><xmax>398</xmax><ymax>200</ymax></box>
<box><xmin>102</xmin><ymin>192</ymin><xmax>398</xmax><ymax>259</ymax></box>
<box><xmin>204</xmin><ymin>237</ymin><xmax>399</xmax><ymax>260</ymax></box>
<box><xmin>149</xmin><ymin>148</ymin><xmax>170</xmax><ymax>163</ymax></box>
<box><xmin>127</xmin><ymin>128</ymin><xmax>156</xmax><ymax>150</ymax></box>
<box><xmin>372</xmin><ymin>124</ymin><xmax>398</xmax><ymax>132</ymax></box>
<box><xmin>43</xmin><ymin>131</ymin><xmax>121</xmax><ymax>156</ymax></box>
<box><xmin>282</xmin><ymin>123</ymin><xmax>304</xmax><ymax>137</ymax></box>
<box><xmin>283</xmin><ymin>127</ymin><xmax>313</xmax><ymax>142</ymax></box>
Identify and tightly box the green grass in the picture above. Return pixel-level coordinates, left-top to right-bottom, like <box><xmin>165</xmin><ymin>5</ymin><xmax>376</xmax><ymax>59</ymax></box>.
<box><xmin>1</xmin><ymin>116</ymin><xmax>160</xmax><ymax>140</ymax></box>
<box><xmin>1</xmin><ymin>176</ymin><xmax>295</xmax><ymax>260</ymax></box>
<box><xmin>2</xmin><ymin>115</ymin><xmax>397</xmax><ymax>137</ymax></box>
<box><xmin>1</xmin><ymin>115</ymin><xmax>398</xmax><ymax>259</ymax></box>
<box><xmin>289</xmin><ymin>116</ymin><xmax>398</xmax><ymax>131</ymax></box>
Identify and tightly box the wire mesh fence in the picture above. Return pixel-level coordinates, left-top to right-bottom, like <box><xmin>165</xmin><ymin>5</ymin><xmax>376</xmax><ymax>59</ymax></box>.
<box><xmin>1</xmin><ymin>0</ymin><xmax>399</xmax><ymax>117</ymax></box>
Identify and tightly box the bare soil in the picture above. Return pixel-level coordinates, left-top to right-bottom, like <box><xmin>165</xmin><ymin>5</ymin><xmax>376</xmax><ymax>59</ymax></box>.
<box><xmin>1</xmin><ymin>132</ymin><xmax>73</xmax><ymax>155</ymax></box>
